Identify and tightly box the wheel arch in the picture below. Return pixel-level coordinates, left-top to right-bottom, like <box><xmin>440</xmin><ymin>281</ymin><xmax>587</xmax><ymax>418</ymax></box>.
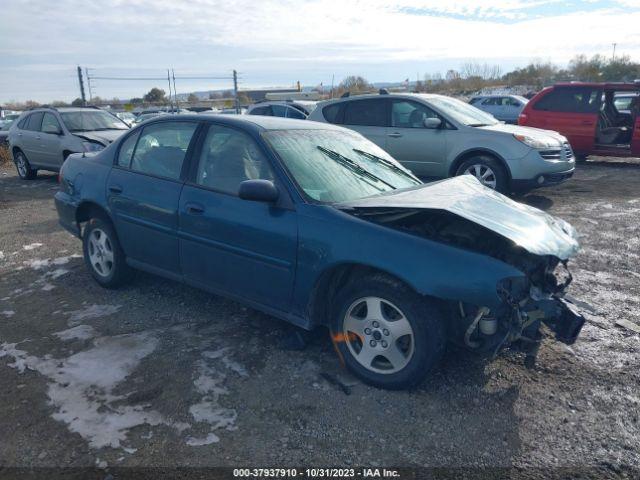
<box><xmin>307</xmin><ymin>263</ymin><xmax>421</xmax><ymax>328</ymax></box>
<box><xmin>75</xmin><ymin>201</ymin><xmax>114</xmax><ymax>232</ymax></box>
<box><xmin>448</xmin><ymin>148</ymin><xmax>512</xmax><ymax>180</ymax></box>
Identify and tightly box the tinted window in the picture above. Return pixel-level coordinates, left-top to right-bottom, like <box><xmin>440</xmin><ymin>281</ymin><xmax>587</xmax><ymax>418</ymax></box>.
<box><xmin>117</xmin><ymin>131</ymin><xmax>141</xmax><ymax>168</ymax></box>
<box><xmin>322</xmin><ymin>103</ymin><xmax>343</xmax><ymax>124</ymax></box>
<box><xmin>249</xmin><ymin>106</ymin><xmax>272</xmax><ymax>116</ymax></box>
<box><xmin>343</xmin><ymin>99</ymin><xmax>388</xmax><ymax>127</ymax></box>
<box><xmin>391</xmin><ymin>100</ymin><xmax>439</xmax><ymax>128</ymax></box>
<box><xmin>286</xmin><ymin>107</ymin><xmax>306</xmax><ymax>119</ymax></box>
<box><xmin>196</xmin><ymin>124</ymin><xmax>274</xmax><ymax>195</ymax></box>
<box><xmin>271</xmin><ymin>105</ymin><xmax>288</xmax><ymax>117</ymax></box>
<box><xmin>41</xmin><ymin>113</ymin><xmax>61</xmax><ymax>134</ymax></box>
<box><xmin>130</xmin><ymin>122</ymin><xmax>197</xmax><ymax>180</ymax></box>
<box><xmin>25</xmin><ymin>112</ymin><xmax>44</xmax><ymax>131</ymax></box>
<box><xmin>534</xmin><ymin>87</ymin><xmax>602</xmax><ymax>113</ymax></box>
<box><xmin>17</xmin><ymin>116</ymin><xmax>28</xmax><ymax>129</ymax></box>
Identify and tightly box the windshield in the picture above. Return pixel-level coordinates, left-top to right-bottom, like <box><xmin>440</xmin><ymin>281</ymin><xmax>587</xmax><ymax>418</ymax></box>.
<box><xmin>263</xmin><ymin>129</ymin><xmax>421</xmax><ymax>203</ymax></box>
<box><xmin>60</xmin><ymin>111</ymin><xmax>129</xmax><ymax>132</ymax></box>
<box><xmin>427</xmin><ymin>95</ymin><xmax>499</xmax><ymax>127</ymax></box>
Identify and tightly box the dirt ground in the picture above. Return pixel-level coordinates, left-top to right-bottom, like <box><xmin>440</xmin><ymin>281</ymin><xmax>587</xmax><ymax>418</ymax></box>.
<box><xmin>0</xmin><ymin>158</ymin><xmax>639</xmax><ymax>478</ymax></box>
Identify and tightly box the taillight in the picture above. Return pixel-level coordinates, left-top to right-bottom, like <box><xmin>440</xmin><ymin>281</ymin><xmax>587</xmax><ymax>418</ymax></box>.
<box><xmin>518</xmin><ymin>113</ymin><xmax>527</xmax><ymax>125</ymax></box>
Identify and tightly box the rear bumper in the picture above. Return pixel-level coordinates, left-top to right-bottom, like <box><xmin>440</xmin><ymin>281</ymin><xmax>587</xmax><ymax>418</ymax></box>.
<box><xmin>511</xmin><ymin>168</ymin><xmax>574</xmax><ymax>191</ymax></box>
<box><xmin>54</xmin><ymin>191</ymin><xmax>81</xmax><ymax>238</ymax></box>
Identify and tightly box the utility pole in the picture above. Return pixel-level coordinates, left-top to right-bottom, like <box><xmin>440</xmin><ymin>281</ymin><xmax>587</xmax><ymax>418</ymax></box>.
<box><xmin>167</xmin><ymin>69</ymin><xmax>173</xmax><ymax>110</ymax></box>
<box><xmin>85</xmin><ymin>67</ymin><xmax>93</xmax><ymax>103</ymax></box>
<box><xmin>612</xmin><ymin>43</ymin><xmax>617</xmax><ymax>61</ymax></box>
<box><xmin>233</xmin><ymin>69</ymin><xmax>239</xmax><ymax>114</ymax></box>
<box><xmin>77</xmin><ymin>66</ymin><xmax>87</xmax><ymax>105</ymax></box>
<box><xmin>172</xmin><ymin>69</ymin><xmax>178</xmax><ymax>107</ymax></box>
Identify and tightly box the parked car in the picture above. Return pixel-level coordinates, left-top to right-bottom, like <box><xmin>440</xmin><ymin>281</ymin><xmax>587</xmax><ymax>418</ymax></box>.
<box><xmin>0</xmin><ymin>119</ymin><xmax>15</xmax><ymax>146</ymax></box>
<box><xmin>133</xmin><ymin>111</ymin><xmax>168</xmax><ymax>125</ymax></box>
<box><xmin>308</xmin><ymin>92</ymin><xmax>575</xmax><ymax>193</ymax></box>
<box><xmin>55</xmin><ymin>114</ymin><xmax>585</xmax><ymax>390</ymax></box>
<box><xmin>468</xmin><ymin>95</ymin><xmax>528</xmax><ymax>124</ymax></box>
<box><xmin>518</xmin><ymin>82</ymin><xmax>640</xmax><ymax>160</ymax></box>
<box><xmin>115</xmin><ymin>111</ymin><xmax>136</xmax><ymax>126</ymax></box>
<box><xmin>246</xmin><ymin>100</ymin><xmax>317</xmax><ymax>119</ymax></box>
<box><xmin>8</xmin><ymin>106</ymin><xmax>130</xmax><ymax>179</ymax></box>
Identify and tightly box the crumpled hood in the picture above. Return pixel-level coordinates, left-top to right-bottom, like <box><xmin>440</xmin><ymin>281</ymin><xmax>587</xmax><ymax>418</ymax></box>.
<box><xmin>73</xmin><ymin>129</ymin><xmax>127</xmax><ymax>146</ymax></box>
<box><xmin>339</xmin><ymin>175</ymin><xmax>579</xmax><ymax>260</ymax></box>
<box><xmin>480</xmin><ymin>123</ymin><xmax>568</xmax><ymax>144</ymax></box>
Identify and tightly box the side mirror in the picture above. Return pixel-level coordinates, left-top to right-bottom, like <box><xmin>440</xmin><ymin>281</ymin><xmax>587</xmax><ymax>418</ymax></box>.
<box><xmin>423</xmin><ymin>117</ymin><xmax>442</xmax><ymax>129</ymax></box>
<box><xmin>238</xmin><ymin>179</ymin><xmax>279</xmax><ymax>203</ymax></box>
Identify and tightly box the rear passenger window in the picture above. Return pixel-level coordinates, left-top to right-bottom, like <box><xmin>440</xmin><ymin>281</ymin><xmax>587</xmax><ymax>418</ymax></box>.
<box><xmin>534</xmin><ymin>88</ymin><xmax>602</xmax><ymax>113</ymax></box>
<box><xmin>195</xmin><ymin>124</ymin><xmax>274</xmax><ymax>195</ymax></box>
<box><xmin>271</xmin><ymin>105</ymin><xmax>288</xmax><ymax>117</ymax></box>
<box><xmin>343</xmin><ymin>99</ymin><xmax>388</xmax><ymax>127</ymax></box>
<box><xmin>249</xmin><ymin>106</ymin><xmax>272</xmax><ymax>116</ymax></box>
<box><xmin>117</xmin><ymin>131</ymin><xmax>140</xmax><ymax>167</ymax></box>
<box><xmin>130</xmin><ymin>122</ymin><xmax>197</xmax><ymax>180</ymax></box>
<box><xmin>322</xmin><ymin>103</ymin><xmax>343</xmax><ymax>124</ymax></box>
<box><xmin>25</xmin><ymin>112</ymin><xmax>44</xmax><ymax>131</ymax></box>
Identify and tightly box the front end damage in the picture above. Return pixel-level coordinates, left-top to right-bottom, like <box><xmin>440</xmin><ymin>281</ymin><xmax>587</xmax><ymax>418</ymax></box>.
<box><xmin>338</xmin><ymin>176</ymin><xmax>587</xmax><ymax>366</ymax></box>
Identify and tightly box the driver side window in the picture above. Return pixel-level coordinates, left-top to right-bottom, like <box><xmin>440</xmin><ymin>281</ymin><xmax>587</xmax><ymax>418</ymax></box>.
<box><xmin>391</xmin><ymin>100</ymin><xmax>439</xmax><ymax>128</ymax></box>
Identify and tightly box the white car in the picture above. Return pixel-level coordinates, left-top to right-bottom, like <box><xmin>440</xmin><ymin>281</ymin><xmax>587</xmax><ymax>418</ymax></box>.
<box><xmin>246</xmin><ymin>100</ymin><xmax>316</xmax><ymax>119</ymax></box>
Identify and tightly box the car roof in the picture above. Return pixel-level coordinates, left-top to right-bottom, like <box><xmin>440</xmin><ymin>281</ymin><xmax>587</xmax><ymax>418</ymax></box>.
<box><xmin>150</xmin><ymin>112</ymin><xmax>344</xmax><ymax>132</ymax></box>
<box><xmin>553</xmin><ymin>81</ymin><xmax>640</xmax><ymax>91</ymax></box>
<box><xmin>316</xmin><ymin>92</ymin><xmax>449</xmax><ymax>107</ymax></box>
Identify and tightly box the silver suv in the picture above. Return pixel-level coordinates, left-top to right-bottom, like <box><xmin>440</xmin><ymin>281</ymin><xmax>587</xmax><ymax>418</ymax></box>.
<box><xmin>8</xmin><ymin>107</ymin><xmax>129</xmax><ymax>179</ymax></box>
<box><xmin>308</xmin><ymin>92</ymin><xmax>575</xmax><ymax>193</ymax></box>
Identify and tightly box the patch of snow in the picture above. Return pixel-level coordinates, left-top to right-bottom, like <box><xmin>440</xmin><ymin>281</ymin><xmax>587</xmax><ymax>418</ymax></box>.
<box><xmin>54</xmin><ymin>325</ymin><xmax>97</xmax><ymax>341</ymax></box>
<box><xmin>0</xmin><ymin>332</ymin><xmax>186</xmax><ymax>449</ymax></box>
<box><xmin>1</xmin><ymin>310</ymin><xmax>15</xmax><ymax>317</ymax></box>
<box><xmin>23</xmin><ymin>243</ymin><xmax>43</xmax><ymax>251</ymax></box>
<box><xmin>0</xmin><ymin>251</ymin><xmax>4</xmax><ymax>260</ymax></box>
<box><xmin>24</xmin><ymin>255</ymin><xmax>81</xmax><ymax>271</ymax></box>
<box><xmin>67</xmin><ymin>304</ymin><xmax>121</xmax><ymax>326</ymax></box>
<box><xmin>186</xmin><ymin>433</ymin><xmax>220</xmax><ymax>446</ymax></box>
<box><xmin>41</xmin><ymin>283</ymin><xmax>55</xmax><ymax>292</ymax></box>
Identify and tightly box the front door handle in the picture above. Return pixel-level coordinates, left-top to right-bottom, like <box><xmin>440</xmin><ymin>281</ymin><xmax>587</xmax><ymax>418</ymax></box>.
<box><xmin>185</xmin><ymin>202</ymin><xmax>204</xmax><ymax>215</ymax></box>
<box><xmin>108</xmin><ymin>185</ymin><xmax>123</xmax><ymax>194</ymax></box>
<box><xmin>387</xmin><ymin>132</ymin><xmax>403</xmax><ymax>138</ymax></box>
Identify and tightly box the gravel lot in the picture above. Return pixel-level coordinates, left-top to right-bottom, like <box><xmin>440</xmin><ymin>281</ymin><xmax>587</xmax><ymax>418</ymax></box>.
<box><xmin>0</xmin><ymin>158</ymin><xmax>639</xmax><ymax>477</ymax></box>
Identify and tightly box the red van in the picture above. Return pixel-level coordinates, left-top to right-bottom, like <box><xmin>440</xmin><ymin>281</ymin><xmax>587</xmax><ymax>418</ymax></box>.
<box><xmin>518</xmin><ymin>82</ymin><xmax>640</xmax><ymax>160</ymax></box>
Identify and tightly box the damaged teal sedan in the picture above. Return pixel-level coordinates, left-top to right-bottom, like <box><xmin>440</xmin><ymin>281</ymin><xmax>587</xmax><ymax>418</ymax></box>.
<box><xmin>54</xmin><ymin>115</ymin><xmax>585</xmax><ymax>390</ymax></box>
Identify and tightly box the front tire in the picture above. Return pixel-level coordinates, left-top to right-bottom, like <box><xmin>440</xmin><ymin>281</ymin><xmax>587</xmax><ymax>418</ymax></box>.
<box><xmin>331</xmin><ymin>274</ymin><xmax>446</xmax><ymax>390</ymax></box>
<box><xmin>455</xmin><ymin>155</ymin><xmax>508</xmax><ymax>193</ymax></box>
<box><xmin>82</xmin><ymin>218</ymin><xmax>131</xmax><ymax>288</ymax></box>
<box><xmin>14</xmin><ymin>150</ymin><xmax>37</xmax><ymax>180</ymax></box>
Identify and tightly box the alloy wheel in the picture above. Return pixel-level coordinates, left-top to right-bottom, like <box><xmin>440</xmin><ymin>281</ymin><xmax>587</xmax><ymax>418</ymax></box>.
<box><xmin>15</xmin><ymin>153</ymin><xmax>27</xmax><ymax>178</ymax></box>
<box><xmin>463</xmin><ymin>164</ymin><xmax>497</xmax><ymax>189</ymax></box>
<box><xmin>87</xmin><ymin>228</ymin><xmax>115</xmax><ymax>277</ymax></box>
<box><xmin>342</xmin><ymin>296</ymin><xmax>415</xmax><ymax>374</ymax></box>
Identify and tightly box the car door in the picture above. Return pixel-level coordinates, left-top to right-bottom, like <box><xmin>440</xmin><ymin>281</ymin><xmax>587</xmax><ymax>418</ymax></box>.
<box><xmin>480</xmin><ymin>98</ymin><xmax>500</xmax><ymax>119</ymax></box>
<box><xmin>19</xmin><ymin>112</ymin><xmax>44</xmax><ymax>164</ymax></box>
<box><xmin>503</xmin><ymin>97</ymin><xmax>522</xmax><ymax>123</ymax></box>
<box><xmin>528</xmin><ymin>86</ymin><xmax>601</xmax><ymax>154</ymax></box>
<box><xmin>107</xmin><ymin>120</ymin><xmax>200</xmax><ymax>276</ymax></box>
<box><xmin>178</xmin><ymin>123</ymin><xmax>297</xmax><ymax>312</ymax></box>
<box><xmin>385</xmin><ymin>99</ymin><xmax>448</xmax><ymax>178</ymax></box>
<box><xmin>632</xmin><ymin>109</ymin><xmax>640</xmax><ymax>155</ymax></box>
<box><xmin>38</xmin><ymin>112</ymin><xmax>65</xmax><ymax>168</ymax></box>
<box><xmin>340</xmin><ymin>98</ymin><xmax>389</xmax><ymax>149</ymax></box>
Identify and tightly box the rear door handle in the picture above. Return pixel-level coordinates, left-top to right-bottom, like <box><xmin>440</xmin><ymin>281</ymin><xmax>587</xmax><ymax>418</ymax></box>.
<box><xmin>185</xmin><ymin>202</ymin><xmax>204</xmax><ymax>215</ymax></box>
<box><xmin>387</xmin><ymin>132</ymin><xmax>403</xmax><ymax>138</ymax></box>
<box><xmin>108</xmin><ymin>185</ymin><xmax>123</xmax><ymax>194</ymax></box>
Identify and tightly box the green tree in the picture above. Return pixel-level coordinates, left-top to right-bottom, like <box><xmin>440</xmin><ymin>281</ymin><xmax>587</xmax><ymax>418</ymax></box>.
<box><xmin>338</xmin><ymin>76</ymin><xmax>372</xmax><ymax>94</ymax></box>
<box><xmin>71</xmin><ymin>98</ymin><xmax>85</xmax><ymax>106</ymax></box>
<box><xmin>187</xmin><ymin>93</ymin><xmax>199</xmax><ymax>103</ymax></box>
<box><xmin>143</xmin><ymin>87</ymin><xmax>167</xmax><ymax>104</ymax></box>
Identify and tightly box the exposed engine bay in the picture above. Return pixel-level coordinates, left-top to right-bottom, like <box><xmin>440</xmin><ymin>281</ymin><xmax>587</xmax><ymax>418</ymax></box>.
<box><xmin>345</xmin><ymin>206</ymin><xmax>586</xmax><ymax>366</ymax></box>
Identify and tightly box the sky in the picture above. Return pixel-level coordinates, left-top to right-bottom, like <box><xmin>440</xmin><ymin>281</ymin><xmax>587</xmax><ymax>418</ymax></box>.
<box><xmin>1</xmin><ymin>0</ymin><xmax>640</xmax><ymax>103</ymax></box>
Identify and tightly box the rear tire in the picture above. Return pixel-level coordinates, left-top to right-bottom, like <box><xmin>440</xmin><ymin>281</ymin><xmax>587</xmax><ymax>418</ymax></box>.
<box><xmin>13</xmin><ymin>150</ymin><xmax>37</xmax><ymax>180</ymax></box>
<box><xmin>82</xmin><ymin>217</ymin><xmax>132</xmax><ymax>288</ymax></box>
<box><xmin>331</xmin><ymin>274</ymin><xmax>446</xmax><ymax>390</ymax></box>
<box><xmin>455</xmin><ymin>155</ymin><xmax>508</xmax><ymax>193</ymax></box>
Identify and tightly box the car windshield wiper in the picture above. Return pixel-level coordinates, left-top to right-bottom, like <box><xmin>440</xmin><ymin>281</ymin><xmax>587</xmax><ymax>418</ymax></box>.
<box><xmin>352</xmin><ymin>149</ymin><xmax>420</xmax><ymax>183</ymax></box>
<box><xmin>316</xmin><ymin>146</ymin><xmax>395</xmax><ymax>190</ymax></box>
